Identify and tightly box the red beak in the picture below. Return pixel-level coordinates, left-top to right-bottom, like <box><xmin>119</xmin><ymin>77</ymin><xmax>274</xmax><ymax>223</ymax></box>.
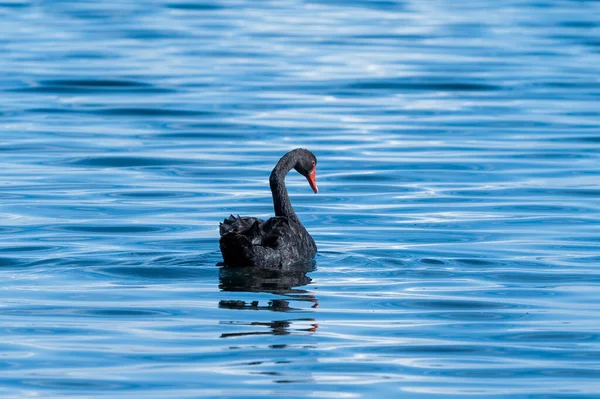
<box><xmin>307</xmin><ymin>167</ymin><xmax>318</xmax><ymax>194</ymax></box>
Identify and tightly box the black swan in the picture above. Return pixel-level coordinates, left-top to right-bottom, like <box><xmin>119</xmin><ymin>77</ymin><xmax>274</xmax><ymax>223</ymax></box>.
<box><xmin>219</xmin><ymin>148</ymin><xmax>318</xmax><ymax>268</ymax></box>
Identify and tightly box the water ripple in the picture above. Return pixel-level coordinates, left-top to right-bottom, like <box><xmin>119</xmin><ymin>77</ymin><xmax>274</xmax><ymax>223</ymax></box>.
<box><xmin>1</xmin><ymin>0</ymin><xmax>600</xmax><ymax>397</ymax></box>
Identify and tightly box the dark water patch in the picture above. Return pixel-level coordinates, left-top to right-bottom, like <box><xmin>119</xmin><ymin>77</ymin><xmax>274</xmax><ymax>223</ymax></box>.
<box><xmin>307</xmin><ymin>0</ymin><xmax>405</xmax><ymax>10</ymax></box>
<box><xmin>564</xmin><ymin>111</ymin><xmax>600</xmax><ymax>118</ymax></box>
<box><xmin>374</xmin><ymin>267</ymin><xmax>458</xmax><ymax>280</ymax></box>
<box><xmin>140</xmin><ymin>238</ymin><xmax>222</xmax><ymax>252</ymax></box>
<box><xmin>442</xmin><ymin>368</ymin><xmax>545</xmax><ymax>379</ymax></box>
<box><xmin>371</xmin><ymin>344</ymin><xmax>480</xmax><ymax>354</ymax></box>
<box><xmin>434</xmin><ymin>311</ymin><xmax>521</xmax><ymax>321</ymax></box>
<box><xmin>124</xmin><ymin>351</ymin><xmax>226</xmax><ymax>363</ymax></box>
<box><xmin>57</xmin><ymin>225</ymin><xmax>165</xmax><ymax>234</ymax></box>
<box><xmin>335</xmin><ymin>172</ymin><xmax>398</xmax><ymax>182</ymax></box>
<box><xmin>483</xmin><ymin>288</ymin><xmax>558</xmax><ymax>299</ymax></box>
<box><xmin>96</xmin><ymin>108</ymin><xmax>217</xmax><ymax>117</ymax></box>
<box><xmin>501</xmin><ymin>332</ymin><xmax>598</xmax><ymax>342</ymax></box>
<box><xmin>98</xmin><ymin>266</ymin><xmax>215</xmax><ymax>279</ymax></box>
<box><xmin>28</xmin><ymin>107</ymin><xmax>209</xmax><ymax>117</ymax></box>
<box><xmin>535</xmin><ymin>80</ymin><xmax>600</xmax><ymax>89</ymax></box>
<box><xmin>20</xmin><ymin>378</ymin><xmax>141</xmax><ymax>391</ymax></box>
<box><xmin>364</xmin><ymin>162</ymin><xmax>488</xmax><ymax>172</ymax></box>
<box><xmin>492</xmin><ymin>204</ymin><xmax>591</xmax><ymax>213</ymax></box>
<box><xmin>419</xmin><ymin>258</ymin><xmax>446</xmax><ymax>265</ymax></box>
<box><xmin>41</xmin><ymin>79</ymin><xmax>151</xmax><ymax>88</ymax></box>
<box><xmin>27</xmin><ymin>107</ymin><xmax>73</xmax><ymax>114</ymax></box>
<box><xmin>398</xmin><ymin>231</ymin><xmax>482</xmax><ymax>245</ymax></box>
<box><xmin>123</xmin><ymin>29</ymin><xmax>189</xmax><ymax>40</ymax></box>
<box><xmin>66</xmin><ymin>156</ymin><xmax>193</xmax><ymax>168</ymax></box>
<box><xmin>405</xmin><ymin>299</ymin><xmax>514</xmax><ymax>310</ymax></box>
<box><xmin>3</xmin><ymin>326</ymin><xmax>107</xmax><ymax>336</ymax></box>
<box><xmin>0</xmin><ymin>143</ymin><xmax>93</xmax><ymax>153</ymax></box>
<box><xmin>455</xmin><ymin>258</ymin><xmax>496</xmax><ymax>267</ymax></box>
<box><xmin>583</xmin><ymin>39</ymin><xmax>600</xmax><ymax>50</ymax></box>
<box><xmin>341</xmin><ymin>79</ymin><xmax>499</xmax><ymax>92</ymax></box>
<box><xmin>0</xmin><ymin>246</ymin><xmax>56</xmax><ymax>253</ymax></box>
<box><xmin>375</xmin><ymin>257</ymin><xmax>407</xmax><ymax>267</ymax></box>
<box><xmin>539</xmin><ymin>368</ymin><xmax>600</xmax><ymax>378</ymax></box>
<box><xmin>165</xmin><ymin>2</ymin><xmax>225</xmax><ymax>10</ymax></box>
<box><xmin>490</xmin><ymin>272</ymin><xmax>600</xmax><ymax>283</ymax></box>
<box><xmin>149</xmin><ymin>131</ymin><xmax>249</xmax><ymax>140</ymax></box>
<box><xmin>564</xmin><ymin>235</ymin><xmax>600</xmax><ymax>243</ymax></box>
<box><xmin>14</xmin><ymin>79</ymin><xmax>173</xmax><ymax>94</ymax></box>
<box><xmin>77</xmin><ymin>308</ymin><xmax>174</xmax><ymax>317</ymax></box>
<box><xmin>352</xmin><ymin>33</ymin><xmax>426</xmax><ymax>41</ymax></box>
<box><xmin>0</xmin><ymin>192</ymin><xmax>28</xmax><ymax>199</ymax></box>
<box><xmin>331</xmin><ymin>254</ymin><xmax>386</xmax><ymax>268</ymax></box>
<box><xmin>52</xmin><ymin>5</ymin><xmax>141</xmax><ymax>21</ymax></box>
<box><xmin>165</xmin><ymin>165</ymin><xmax>259</xmax><ymax>178</ymax></box>
<box><xmin>162</xmin><ymin>122</ymin><xmax>242</xmax><ymax>130</ymax></box>
<box><xmin>149</xmin><ymin>252</ymin><xmax>222</xmax><ymax>265</ymax></box>
<box><xmin>22</xmin><ymin>256</ymin><xmax>102</xmax><ymax>268</ymax></box>
<box><xmin>110</xmin><ymin>191</ymin><xmax>196</xmax><ymax>199</ymax></box>
<box><xmin>0</xmin><ymin>2</ymin><xmax>29</xmax><ymax>8</ymax></box>
<box><xmin>64</xmin><ymin>51</ymin><xmax>120</xmax><ymax>60</ymax></box>
<box><xmin>446</xmin><ymin>187</ymin><xmax>600</xmax><ymax>198</ymax></box>
<box><xmin>507</xmin><ymin>151</ymin><xmax>591</xmax><ymax>160</ymax></box>
<box><xmin>551</xmin><ymin>135</ymin><xmax>600</xmax><ymax>143</ymax></box>
<box><xmin>0</xmin><ymin>257</ymin><xmax>21</xmax><ymax>267</ymax></box>
<box><xmin>559</xmin><ymin>21</ymin><xmax>598</xmax><ymax>28</ymax></box>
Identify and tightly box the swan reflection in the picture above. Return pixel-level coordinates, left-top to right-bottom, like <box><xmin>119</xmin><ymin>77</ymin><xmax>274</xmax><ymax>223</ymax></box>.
<box><xmin>218</xmin><ymin>261</ymin><xmax>318</xmax><ymax>338</ymax></box>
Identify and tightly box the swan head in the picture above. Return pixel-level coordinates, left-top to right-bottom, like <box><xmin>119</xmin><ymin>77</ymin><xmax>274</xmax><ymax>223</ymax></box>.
<box><xmin>292</xmin><ymin>148</ymin><xmax>318</xmax><ymax>194</ymax></box>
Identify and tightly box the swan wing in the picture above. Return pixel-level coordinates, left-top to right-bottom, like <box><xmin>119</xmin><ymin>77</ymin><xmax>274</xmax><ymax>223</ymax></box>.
<box><xmin>219</xmin><ymin>215</ymin><xmax>266</xmax><ymax>236</ymax></box>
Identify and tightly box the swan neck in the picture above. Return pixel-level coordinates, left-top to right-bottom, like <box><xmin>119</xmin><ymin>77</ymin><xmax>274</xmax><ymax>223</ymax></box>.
<box><xmin>269</xmin><ymin>154</ymin><xmax>300</xmax><ymax>223</ymax></box>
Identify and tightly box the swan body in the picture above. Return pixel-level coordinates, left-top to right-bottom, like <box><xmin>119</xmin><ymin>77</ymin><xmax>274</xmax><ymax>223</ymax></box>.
<box><xmin>219</xmin><ymin>149</ymin><xmax>318</xmax><ymax>268</ymax></box>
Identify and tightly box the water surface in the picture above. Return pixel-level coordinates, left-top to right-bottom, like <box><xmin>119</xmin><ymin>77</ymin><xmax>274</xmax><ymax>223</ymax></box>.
<box><xmin>2</xmin><ymin>0</ymin><xmax>600</xmax><ymax>397</ymax></box>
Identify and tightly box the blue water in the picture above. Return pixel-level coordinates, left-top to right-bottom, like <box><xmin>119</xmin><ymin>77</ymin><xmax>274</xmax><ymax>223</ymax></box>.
<box><xmin>2</xmin><ymin>0</ymin><xmax>600</xmax><ymax>397</ymax></box>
